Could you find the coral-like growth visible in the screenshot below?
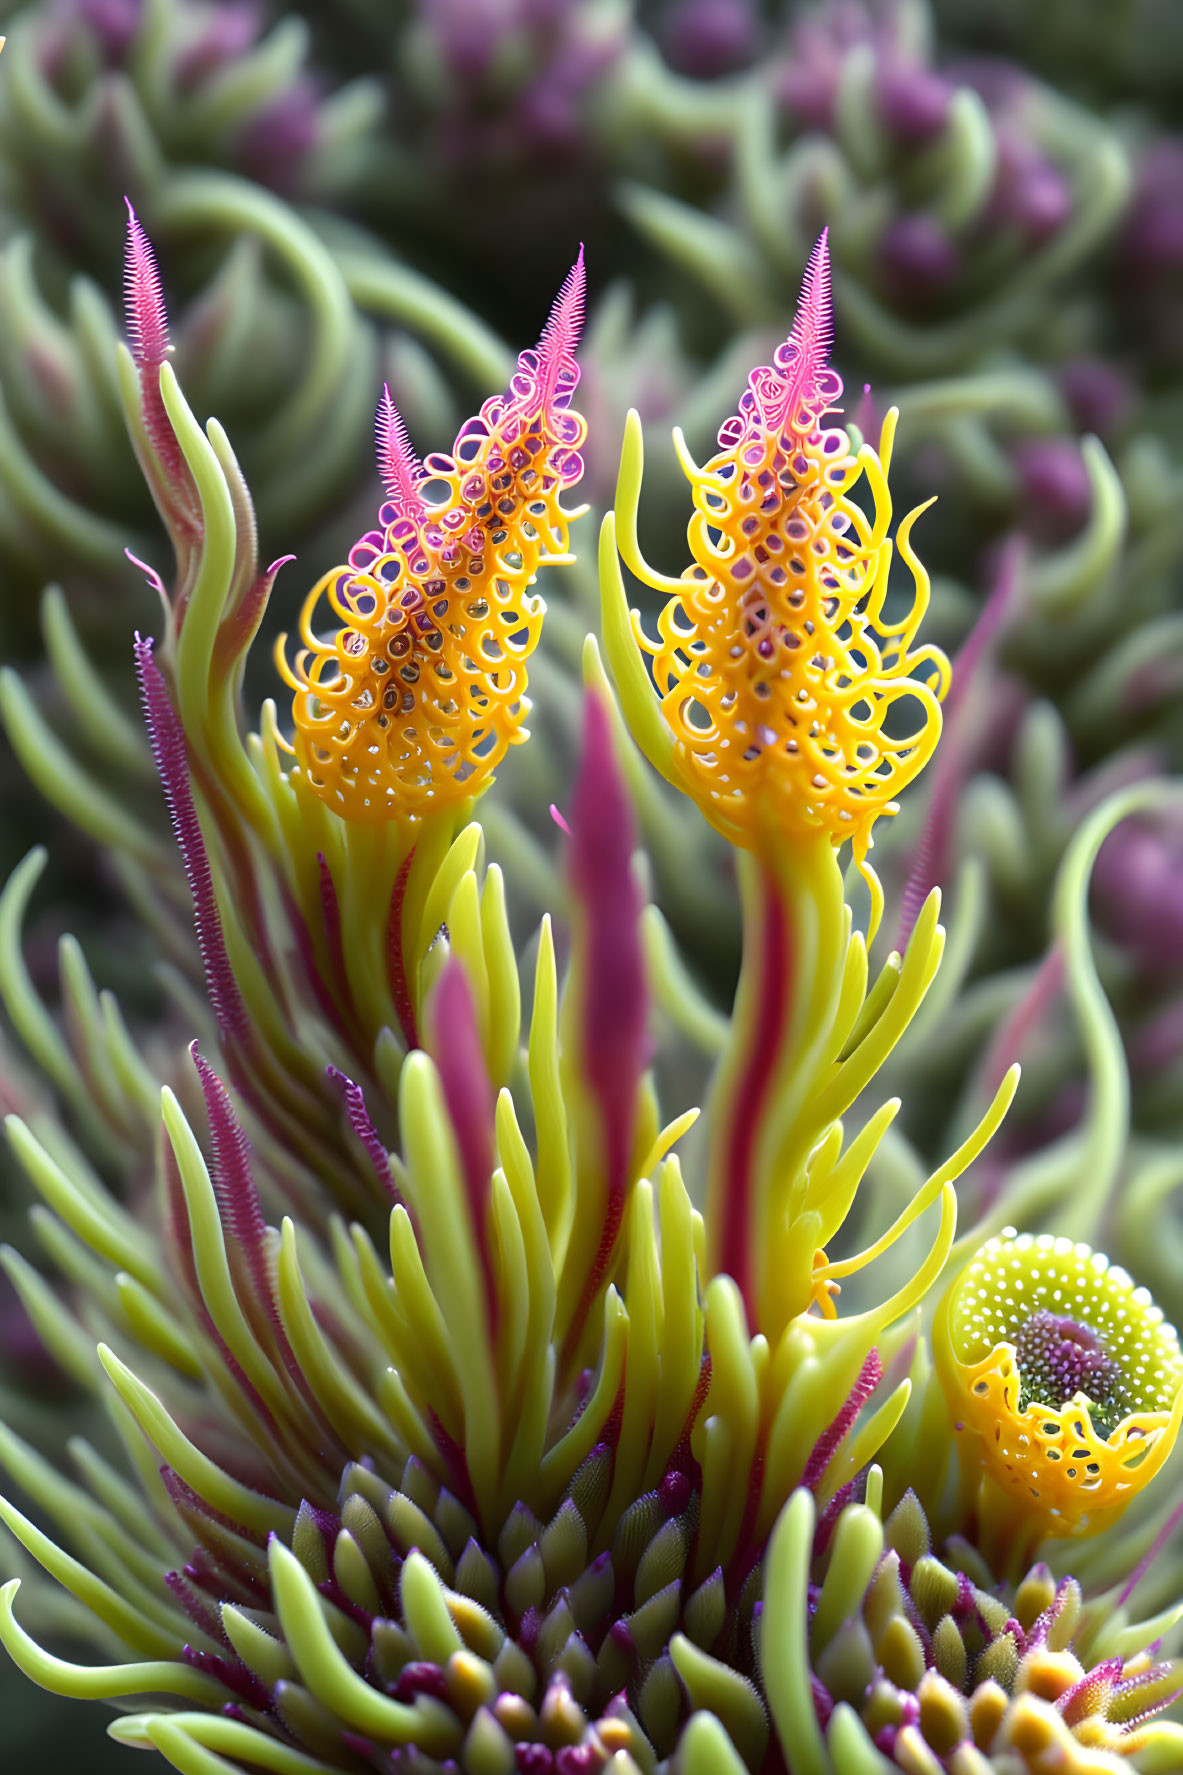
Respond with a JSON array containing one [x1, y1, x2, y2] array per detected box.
[[604, 234, 949, 917], [5, 190, 1183, 1775], [279, 256, 587, 822], [937, 1230, 1183, 1543]]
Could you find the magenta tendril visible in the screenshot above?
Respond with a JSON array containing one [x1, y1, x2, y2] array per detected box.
[[326, 1065, 401, 1207], [135, 634, 249, 1046]]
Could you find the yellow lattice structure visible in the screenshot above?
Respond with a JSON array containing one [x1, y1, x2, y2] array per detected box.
[[936, 1229, 1183, 1537], [628, 234, 949, 878], [279, 257, 587, 822]]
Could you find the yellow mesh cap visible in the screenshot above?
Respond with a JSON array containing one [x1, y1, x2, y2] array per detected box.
[[280, 257, 586, 822], [632, 233, 949, 876]]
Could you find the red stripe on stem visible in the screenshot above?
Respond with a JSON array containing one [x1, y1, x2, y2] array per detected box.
[[802, 1347, 882, 1490], [428, 959, 497, 1326], [716, 870, 792, 1316], [559, 693, 648, 1364], [386, 847, 420, 1050], [571, 695, 646, 1260]]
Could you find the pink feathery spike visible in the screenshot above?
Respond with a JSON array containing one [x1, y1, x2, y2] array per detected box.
[[776, 228, 833, 421], [123, 198, 170, 369], [376, 384, 426, 513], [122, 198, 197, 511], [795, 228, 833, 368], [535, 244, 586, 408]]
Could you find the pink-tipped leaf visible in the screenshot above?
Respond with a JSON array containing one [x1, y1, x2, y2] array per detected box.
[[123, 199, 170, 369], [123, 199, 200, 517]]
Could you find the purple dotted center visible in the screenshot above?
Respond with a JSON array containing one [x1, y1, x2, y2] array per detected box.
[[1013, 1309, 1126, 1437]]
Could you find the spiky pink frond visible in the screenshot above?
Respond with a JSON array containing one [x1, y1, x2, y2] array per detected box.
[[790, 227, 833, 392], [123, 198, 170, 369], [376, 385, 426, 513], [499, 247, 588, 425], [763, 227, 835, 431], [536, 245, 586, 405], [717, 229, 839, 450]]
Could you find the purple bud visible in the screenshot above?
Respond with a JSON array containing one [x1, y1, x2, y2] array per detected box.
[[556, 1748, 601, 1775], [237, 80, 320, 193], [1058, 358, 1131, 438], [421, 0, 513, 84], [1123, 141, 1183, 273], [1132, 1001, 1183, 1075], [1009, 157, 1073, 243], [123, 201, 170, 373], [778, 31, 842, 129], [1093, 817, 1183, 971], [516, 1747, 556, 1775], [81, 0, 141, 57], [38, 0, 141, 75], [879, 214, 959, 293], [876, 60, 951, 144], [1013, 438, 1091, 543], [662, 0, 760, 79], [517, 80, 583, 156], [392, 1660, 449, 1703], [659, 1468, 691, 1516], [779, 3, 887, 130], [173, 3, 259, 89]]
